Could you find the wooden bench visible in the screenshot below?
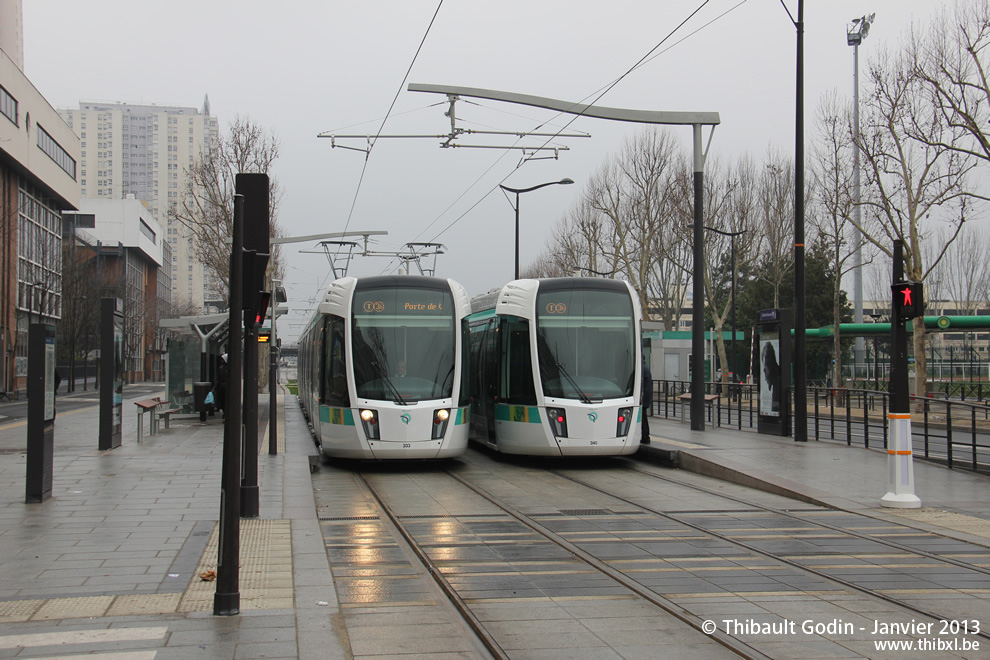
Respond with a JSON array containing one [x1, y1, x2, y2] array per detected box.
[[678, 393, 720, 402], [155, 402, 181, 430], [135, 398, 161, 441], [678, 392, 720, 422]]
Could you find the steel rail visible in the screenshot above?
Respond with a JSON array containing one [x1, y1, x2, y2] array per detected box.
[[551, 467, 990, 644], [442, 469, 772, 660], [356, 472, 506, 660]]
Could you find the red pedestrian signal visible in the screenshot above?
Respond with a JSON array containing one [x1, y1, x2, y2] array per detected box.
[[891, 281, 924, 321]]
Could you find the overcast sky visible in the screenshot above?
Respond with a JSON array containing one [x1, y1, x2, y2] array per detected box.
[[24, 0, 949, 341]]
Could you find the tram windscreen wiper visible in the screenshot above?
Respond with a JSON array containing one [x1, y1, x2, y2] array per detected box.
[[555, 360, 593, 404], [370, 355, 409, 405]]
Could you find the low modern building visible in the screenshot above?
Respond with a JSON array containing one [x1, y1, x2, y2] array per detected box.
[[0, 38, 80, 393], [65, 198, 172, 383]]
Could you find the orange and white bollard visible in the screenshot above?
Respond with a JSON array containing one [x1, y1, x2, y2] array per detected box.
[[881, 412, 921, 508]]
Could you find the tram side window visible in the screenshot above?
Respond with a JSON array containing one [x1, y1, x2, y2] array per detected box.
[[483, 320, 499, 405], [499, 316, 536, 405], [459, 319, 471, 406], [315, 320, 326, 402], [469, 322, 484, 403], [323, 315, 350, 406]]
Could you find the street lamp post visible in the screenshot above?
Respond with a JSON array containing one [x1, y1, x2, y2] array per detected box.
[[704, 227, 746, 385], [499, 178, 574, 279]]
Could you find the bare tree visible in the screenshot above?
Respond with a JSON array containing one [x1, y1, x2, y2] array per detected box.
[[581, 129, 685, 323], [931, 223, 990, 314], [854, 42, 979, 397], [170, 116, 285, 308], [57, 240, 99, 391], [911, 0, 990, 179], [813, 90, 878, 388], [753, 148, 796, 308]]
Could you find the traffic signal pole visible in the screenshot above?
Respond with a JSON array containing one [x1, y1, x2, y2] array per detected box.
[[236, 174, 270, 519], [214, 195, 244, 616], [882, 239, 921, 508]]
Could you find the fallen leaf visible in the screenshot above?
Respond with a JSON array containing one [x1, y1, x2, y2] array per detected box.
[[199, 570, 217, 581]]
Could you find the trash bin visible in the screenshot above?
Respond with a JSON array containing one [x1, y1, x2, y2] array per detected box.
[[193, 381, 212, 422]]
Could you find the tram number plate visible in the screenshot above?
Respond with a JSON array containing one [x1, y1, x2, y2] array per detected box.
[[403, 443, 411, 448]]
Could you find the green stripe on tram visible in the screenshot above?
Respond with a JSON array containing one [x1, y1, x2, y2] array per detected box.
[[494, 404, 542, 423], [320, 406, 355, 426], [455, 407, 469, 425]]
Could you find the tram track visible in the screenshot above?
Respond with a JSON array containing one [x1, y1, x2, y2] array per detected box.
[[354, 472, 507, 660], [624, 463, 990, 567], [321, 451, 990, 657], [548, 462, 990, 644], [354, 466, 770, 660]]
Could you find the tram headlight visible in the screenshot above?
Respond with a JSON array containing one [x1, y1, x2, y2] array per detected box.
[[546, 407, 568, 438], [616, 407, 633, 437], [359, 409, 380, 440], [432, 409, 450, 439]]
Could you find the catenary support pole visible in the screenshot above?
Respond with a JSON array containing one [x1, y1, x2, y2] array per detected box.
[[691, 124, 706, 431]]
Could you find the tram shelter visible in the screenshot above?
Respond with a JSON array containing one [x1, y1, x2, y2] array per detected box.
[[159, 314, 228, 414]]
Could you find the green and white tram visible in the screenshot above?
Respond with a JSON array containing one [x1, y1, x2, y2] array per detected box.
[[299, 275, 472, 459], [467, 278, 642, 456]]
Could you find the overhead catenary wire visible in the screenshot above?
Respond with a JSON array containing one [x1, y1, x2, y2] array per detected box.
[[419, 0, 741, 246], [337, 0, 445, 240], [293, 0, 446, 319], [314, 0, 750, 303]]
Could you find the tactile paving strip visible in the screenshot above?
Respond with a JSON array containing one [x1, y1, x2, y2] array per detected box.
[[883, 507, 990, 538], [32, 596, 114, 620], [178, 519, 293, 611], [0, 599, 44, 622], [106, 593, 182, 617]]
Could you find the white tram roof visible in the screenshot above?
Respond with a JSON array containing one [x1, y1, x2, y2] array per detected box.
[[470, 277, 637, 318], [315, 275, 470, 317]]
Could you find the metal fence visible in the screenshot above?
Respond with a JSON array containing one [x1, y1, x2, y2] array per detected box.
[[649, 380, 990, 473]]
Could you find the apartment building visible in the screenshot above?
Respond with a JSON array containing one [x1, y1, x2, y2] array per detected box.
[[60, 100, 218, 312]]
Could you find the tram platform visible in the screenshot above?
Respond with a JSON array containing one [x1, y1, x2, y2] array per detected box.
[[0, 392, 987, 657], [641, 416, 990, 542]]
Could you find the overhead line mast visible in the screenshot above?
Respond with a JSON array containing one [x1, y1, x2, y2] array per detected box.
[[318, 94, 590, 158]]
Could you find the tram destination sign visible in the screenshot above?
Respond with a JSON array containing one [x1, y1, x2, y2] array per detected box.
[[355, 289, 449, 315]]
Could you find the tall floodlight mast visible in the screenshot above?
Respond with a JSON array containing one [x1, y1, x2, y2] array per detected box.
[[847, 12, 875, 378]]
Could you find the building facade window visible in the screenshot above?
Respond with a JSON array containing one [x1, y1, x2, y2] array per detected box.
[[37, 125, 77, 179], [138, 218, 156, 243], [0, 84, 18, 126], [16, 183, 63, 322]]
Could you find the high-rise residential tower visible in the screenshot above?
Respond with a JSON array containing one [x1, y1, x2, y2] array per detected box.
[[60, 100, 219, 312]]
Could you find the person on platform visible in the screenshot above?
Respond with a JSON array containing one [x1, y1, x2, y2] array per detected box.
[[641, 359, 652, 444], [214, 355, 229, 418]]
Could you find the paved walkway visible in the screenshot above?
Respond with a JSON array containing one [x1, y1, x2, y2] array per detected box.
[[0, 389, 987, 657], [642, 416, 990, 543], [0, 386, 346, 659]]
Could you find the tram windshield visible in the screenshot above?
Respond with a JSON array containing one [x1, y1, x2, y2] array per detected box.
[[351, 286, 455, 403], [535, 287, 635, 401]]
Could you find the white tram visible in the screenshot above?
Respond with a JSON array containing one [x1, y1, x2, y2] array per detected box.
[[467, 278, 642, 456], [298, 275, 472, 459]]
